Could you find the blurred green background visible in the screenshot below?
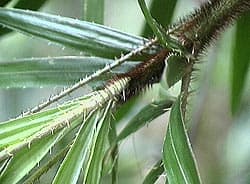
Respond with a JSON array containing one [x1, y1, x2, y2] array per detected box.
[[0, 0, 249, 183]]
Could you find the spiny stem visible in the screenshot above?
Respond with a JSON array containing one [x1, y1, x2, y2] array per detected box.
[[21, 39, 157, 116], [171, 0, 250, 56], [181, 71, 192, 119]]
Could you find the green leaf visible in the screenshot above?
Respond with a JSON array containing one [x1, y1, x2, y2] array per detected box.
[[165, 55, 189, 88], [163, 97, 201, 184], [231, 12, 250, 114], [141, 0, 177, 38], [0, 127, 67, 184], [117, 99, 173, 142], [0, 75, 128, 162], [52, 112, 98, 184], [0, 0, 48, 36], [0, 8, 157, 59], [0, 56, 140, 88], [138, 0, 183, 50], [23, 145, 70, 184], [82, 0, 104, 24], [143, 159, 165, 184], [138, 0, 169, 46], [0, 103, 76, 150], [84, 102, 112, 184], [107, 117, 118, 184]]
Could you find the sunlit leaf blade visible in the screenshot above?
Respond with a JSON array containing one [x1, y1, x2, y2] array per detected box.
[[163, 97, 201, 184], [0, 102, 77, 150], [142, 0, 177, 37], [141, 0, 177, 37], [143, 159, 165, 184], [52, 112, 98, 184], [84, 102, 112, 184], [117, 99, 173, 142], [0, 80, 125, 183], [0, 8, 158, 59], [23, 145, 70, 184], [0, 0, 48, 36], [0, 76, 128, 162], [0, 128, 66, 184], [82, 0, 104, 24], [0, 56, 140, 88], [231, 12, 250, 114]]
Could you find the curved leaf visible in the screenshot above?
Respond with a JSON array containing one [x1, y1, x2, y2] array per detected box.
[[0, 56, 140, 88], [0, 127, 67, 184], [52, 112, 98, 184], [23, 145, 70, 184], [0, 8, 159, 59], [117, 99, 173, 142], [0, 102, 77, 150], [231, 12, 250, 114], [143, 159, 165, 184], [84, 102, 112, 184], [163, 97, 201, 184]]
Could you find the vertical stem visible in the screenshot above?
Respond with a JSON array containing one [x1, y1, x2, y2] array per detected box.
[[180, 62, 193, 119]]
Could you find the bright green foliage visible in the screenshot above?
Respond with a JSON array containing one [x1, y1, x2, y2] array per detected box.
[[53, 103, 112, 184], [231, 12, 250, 114], [82, 0, 104, 24], [23, 145, 70, 184], [163, 97, 201, 184], [0, 128, 67, 184], [143, 159, 165, 184], [84, 103, 111, 184]]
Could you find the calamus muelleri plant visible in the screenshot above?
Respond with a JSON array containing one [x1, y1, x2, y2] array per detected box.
[[0, 0, 249, 183]]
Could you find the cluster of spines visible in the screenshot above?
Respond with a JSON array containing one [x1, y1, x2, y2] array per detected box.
[[111, 50, 169, 102], [169, 0, 250, 57]]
